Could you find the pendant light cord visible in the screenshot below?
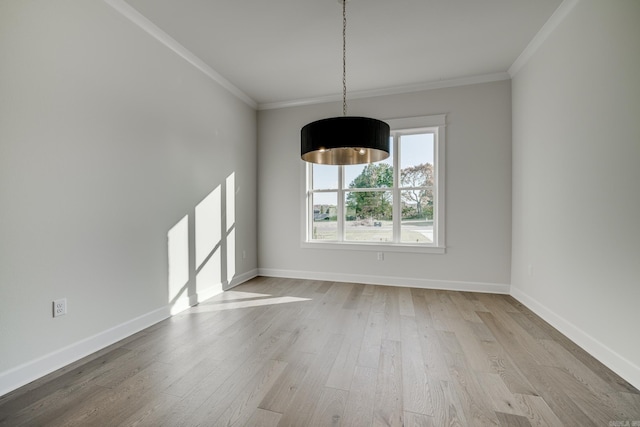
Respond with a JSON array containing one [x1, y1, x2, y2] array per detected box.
[[342, 0, 347, 116]]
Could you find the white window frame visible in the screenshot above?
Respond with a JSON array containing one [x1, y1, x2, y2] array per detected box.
[[301, 114, 446, 254]]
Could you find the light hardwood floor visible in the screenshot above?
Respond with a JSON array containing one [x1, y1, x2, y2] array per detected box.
[[1, 277, 639, 426]]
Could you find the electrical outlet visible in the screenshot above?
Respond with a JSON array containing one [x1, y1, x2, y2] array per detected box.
[[377, 252, 384, 261], [53, 298, 67, 317]]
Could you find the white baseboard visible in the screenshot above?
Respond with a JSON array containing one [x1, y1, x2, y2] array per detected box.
[[0, 269, 259, 398], [0, 306, 170, 398], [258, 268, 510, 294], [510, 286, 640, 391]]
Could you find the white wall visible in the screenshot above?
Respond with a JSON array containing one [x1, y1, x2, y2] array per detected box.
[[511, 0, 640, 388], [258, 80, 512, 291], [0, 0, 257, 394]]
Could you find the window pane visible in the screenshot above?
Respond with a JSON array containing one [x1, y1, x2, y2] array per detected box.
[[345, 139, 394, 188], [311, 192, 337, 240], [312, 164, 338, 189], [345, 191, 392, 242], [401, 190, 433, 243], [400, 134, 434, 187]]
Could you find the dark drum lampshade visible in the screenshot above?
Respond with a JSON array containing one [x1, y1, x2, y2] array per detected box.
[[301, 116, 390, 165]]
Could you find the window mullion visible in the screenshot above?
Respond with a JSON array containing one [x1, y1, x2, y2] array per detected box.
[[393, 133, 401, 243], [338, 165, 344, 241], [307, 164, 312, 241]]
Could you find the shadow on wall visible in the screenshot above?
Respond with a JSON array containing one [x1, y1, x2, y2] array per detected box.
[[167, 172, 236, 314]]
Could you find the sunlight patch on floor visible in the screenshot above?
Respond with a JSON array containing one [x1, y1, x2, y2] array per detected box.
[[191, 294, 311, 312]]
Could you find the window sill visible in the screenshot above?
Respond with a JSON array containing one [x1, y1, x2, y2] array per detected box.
[[301, 241, 446, 254]]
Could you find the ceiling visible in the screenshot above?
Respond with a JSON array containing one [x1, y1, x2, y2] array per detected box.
[[123, 0, 562, 108]]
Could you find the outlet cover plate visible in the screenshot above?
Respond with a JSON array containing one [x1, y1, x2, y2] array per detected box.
[[53, 298, 67, 317]]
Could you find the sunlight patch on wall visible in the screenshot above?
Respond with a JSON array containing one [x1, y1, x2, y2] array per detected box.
[[226, 173, 236, 283], [196, 247, 222, 296], [226, 228, 236, 283], [167, 215, 189, 310], [195, 185, 221, 269], [167, 172, 239, 314], [226, 173, 235, 232]]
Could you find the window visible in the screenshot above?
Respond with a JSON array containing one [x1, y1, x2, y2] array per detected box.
[[303, 115, 445, 253]]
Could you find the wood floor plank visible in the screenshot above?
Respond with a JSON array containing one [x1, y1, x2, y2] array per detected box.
[[277, 333, 344, 427], [410, 289, 435, 329], [448, 291, 485, 323], [362, 284, 376, 296], [0, 383, 107, 427], [411, 294, 450, 382], [308, 282, 354, 321], [476, 293, 521, 313], [162, 353, 228, 398], [343, 283, 365, 310], [325, 329, 363, 390], [398, 286, 415, 317], [44, 360, 172, 427], [340, 366, 377, 427], [436, 330, 500, 426], [2, 278, 638, 426], [448, 321, 495, 374], [400, 315, 433, 416], [211, 359, 288, 427], [432, 379, 468, 426], [495, 411, 533, 427], [477, 311, 598, 426], [381, 287, 402, 341], [404, 411, 435, 426], [315, 281, 334, 294], [477, 372, 526, 416], [547, 365, 625, 424], [537, 338, 618, 396], [258, 351, 315, 413], [0, 346, 130, 416], [506, 311, 553, 340], [514, 302, 640, 395], [243, 408, 282, 427], [512, 393, 563, 427], [308, 387, 348, 427], [617, 392, 640, 420], [478, 302, 559, 369], [181, 331, 291, 425], [115, 392, 181, 427], [372, 339, 403, 427], [357, 309, 385, 369], [479, 339, 538, 396], [467, 320, 496, 343], [423, 290, 455, 331], [170, 327, 293, 420]]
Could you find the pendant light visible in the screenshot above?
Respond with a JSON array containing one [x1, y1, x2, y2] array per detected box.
[[301, 0, 390, 165]]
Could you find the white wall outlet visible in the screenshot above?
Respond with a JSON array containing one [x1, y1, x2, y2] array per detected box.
[[53, 298, 67, 317], [377, 252, 384, 261], [242, 250, 246, 260]]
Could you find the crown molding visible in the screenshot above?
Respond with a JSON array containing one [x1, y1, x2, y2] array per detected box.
[[103, 0, 570, 111], [258, 72, 511, 111], [508, 0, 579, 77], [103, 0, 257, 109]]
